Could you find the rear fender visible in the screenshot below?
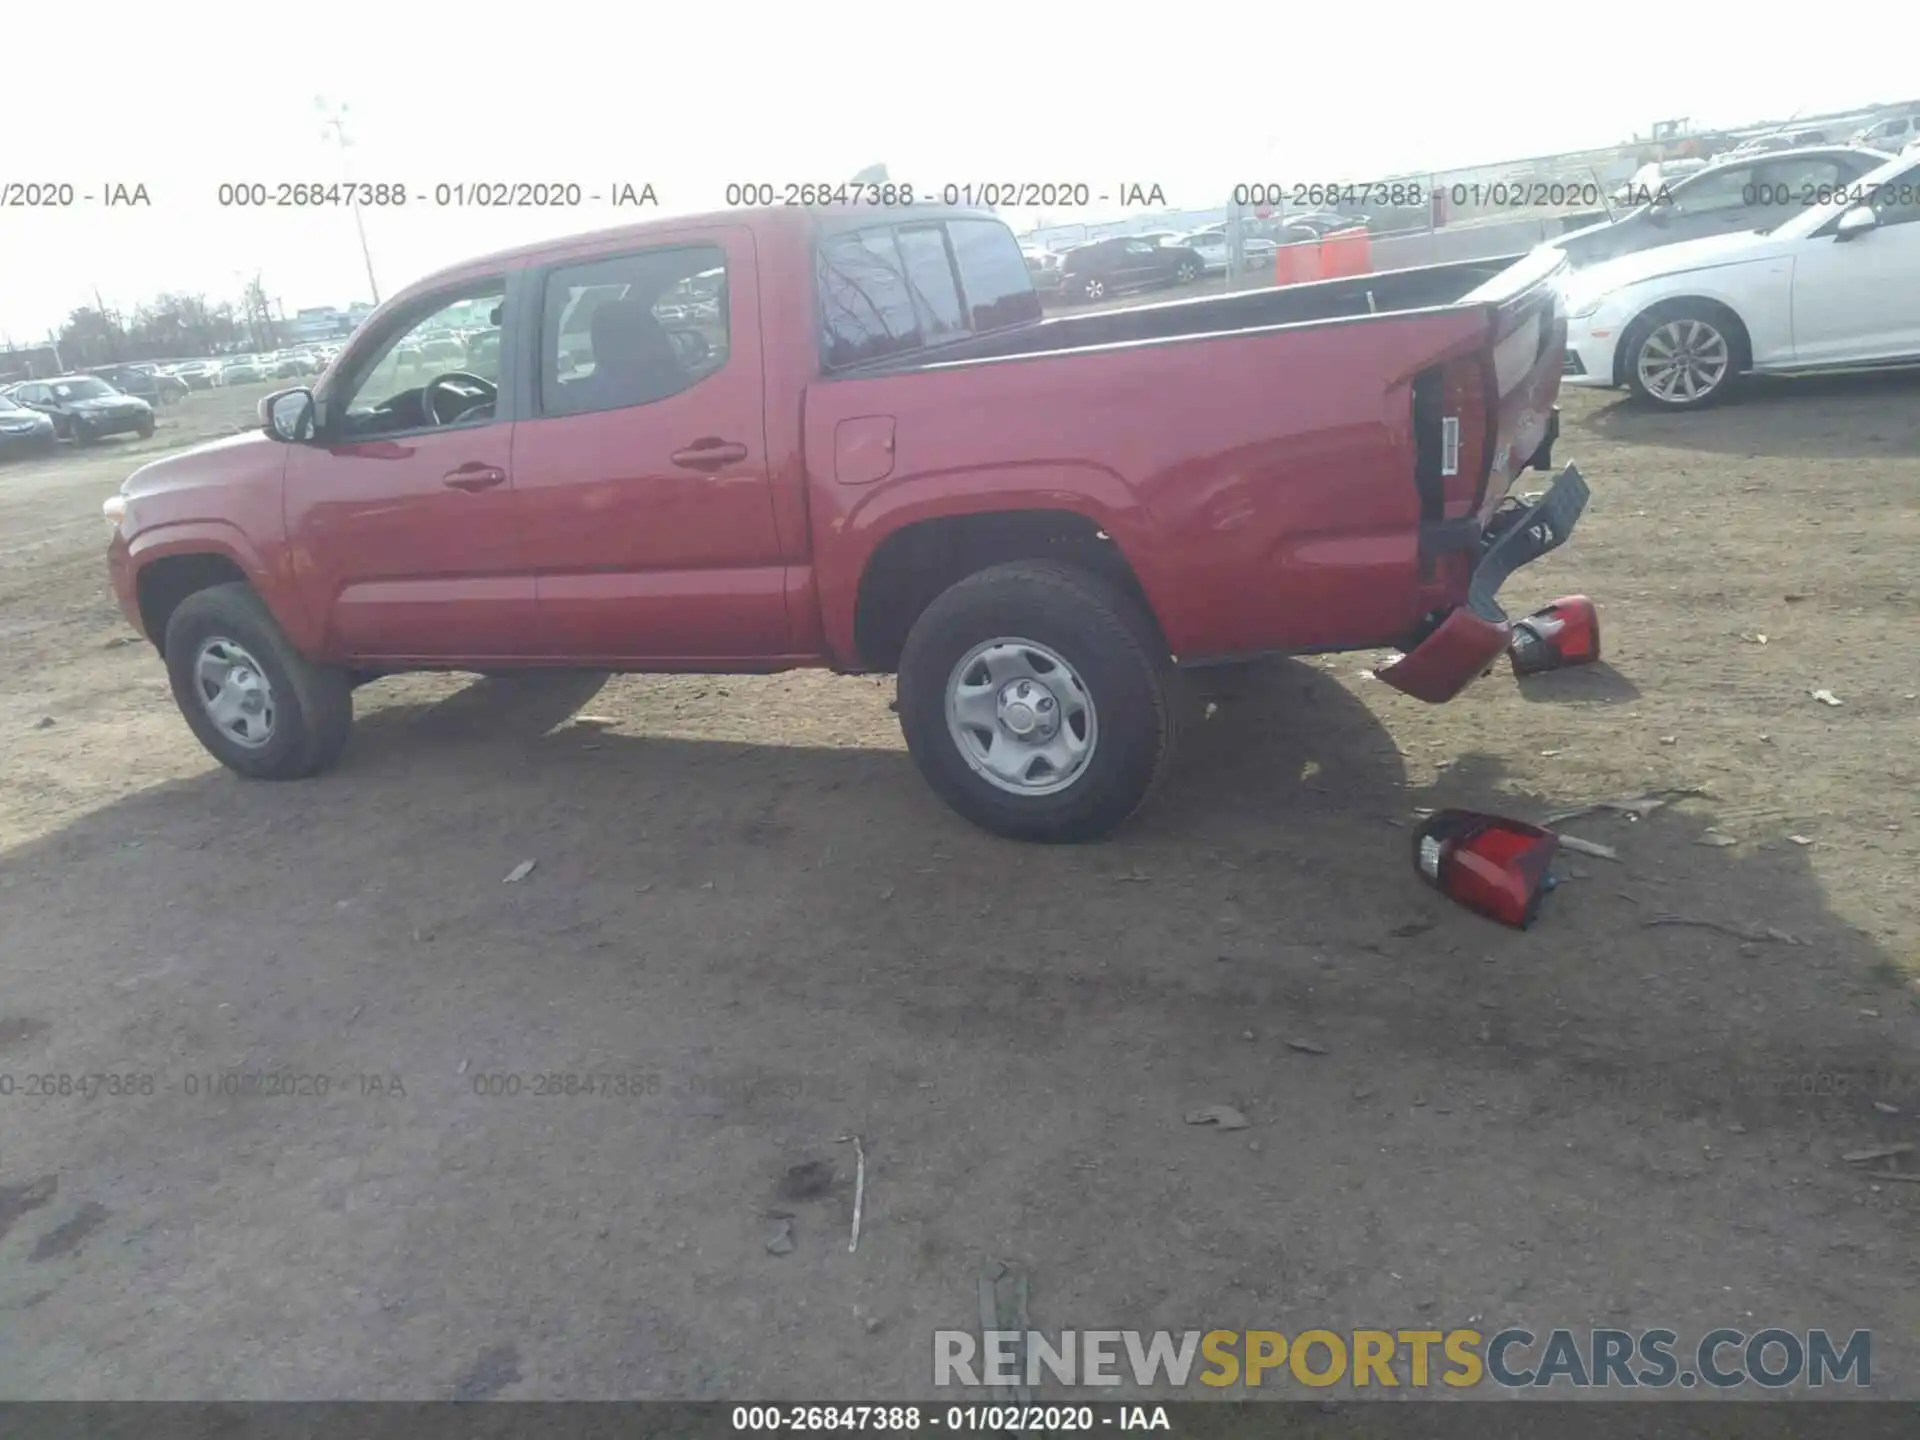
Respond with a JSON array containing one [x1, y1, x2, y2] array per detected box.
[[823, 463, 1161, 667]]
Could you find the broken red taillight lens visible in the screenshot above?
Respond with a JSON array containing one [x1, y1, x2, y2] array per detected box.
[[1509, 595, 1601, 677], [1413, 809, 1560, 929]]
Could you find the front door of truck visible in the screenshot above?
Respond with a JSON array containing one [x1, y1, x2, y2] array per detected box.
[[284, 275, 541, 663], [510, 224, 786, 662]]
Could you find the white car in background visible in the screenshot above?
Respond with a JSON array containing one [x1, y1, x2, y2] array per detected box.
[[1853, 112, 1920, 151], [1560, 151, 1920, 409], [1175, 229, 1279, 274]]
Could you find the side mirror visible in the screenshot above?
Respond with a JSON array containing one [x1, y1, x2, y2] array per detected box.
[[1645, 201, 1673, 226], [1834, 205, 1877, 241], [261, 387, 315, 443]]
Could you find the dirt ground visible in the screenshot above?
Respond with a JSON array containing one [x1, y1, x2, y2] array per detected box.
[[1, 374, 1917, 1401]]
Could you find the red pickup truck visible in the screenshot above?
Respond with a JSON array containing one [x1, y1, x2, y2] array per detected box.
[[106, 204, 1583, 842]]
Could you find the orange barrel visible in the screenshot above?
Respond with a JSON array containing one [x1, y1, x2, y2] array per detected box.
[[1273, 236, 1324, 286], [1319, 227, 1372, 279]]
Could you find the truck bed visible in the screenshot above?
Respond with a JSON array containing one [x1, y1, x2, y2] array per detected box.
[[837, 252, 1540, 375], [803, 241, 1568, 672]]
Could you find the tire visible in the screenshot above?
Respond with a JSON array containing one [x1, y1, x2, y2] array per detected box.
[[896, 561, 1176, 843], [69, 419, 92, 446], [1174, 259, 1199, 284], [1080, 276, 1105, 302], [1622, 303, 1745, 410], [136, 416, 155, 439], [163, 581, 353, 780]]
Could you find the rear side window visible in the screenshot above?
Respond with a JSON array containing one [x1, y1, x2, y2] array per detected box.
[[894, 227, 967, 342], [1675, 166, 1755, 213], [947, 219, 1042, 330], [818, 224, 964, 367], [1758, 156, 1845, 199]]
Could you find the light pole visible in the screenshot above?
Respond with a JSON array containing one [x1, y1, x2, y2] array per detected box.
[[317, 97, 381, 306]]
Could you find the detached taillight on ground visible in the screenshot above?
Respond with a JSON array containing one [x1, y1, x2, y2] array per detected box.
[[1509, 596, 1601, 677], [1413, 810, 1560, 929]]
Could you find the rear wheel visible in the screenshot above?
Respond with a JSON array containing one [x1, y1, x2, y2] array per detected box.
[[163, 582, 353, 779], [1174, 258, 1199, 284], [1080, 276, 1106, 302], [897, 561, 1176, 843], [1624, 304, 1745, 410]]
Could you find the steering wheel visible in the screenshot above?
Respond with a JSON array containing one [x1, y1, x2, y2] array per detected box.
[[421, 372, 498, 426], [668, 328, 711, 368]]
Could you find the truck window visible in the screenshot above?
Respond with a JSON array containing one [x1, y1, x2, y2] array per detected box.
[[816, 224, 966, 367], [540, 244, 730, 417], [946, 219, 1042, 331], [341, 282, 507, 437]]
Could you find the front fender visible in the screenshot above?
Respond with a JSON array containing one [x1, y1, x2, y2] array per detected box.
[[123, 521, 316, 652]]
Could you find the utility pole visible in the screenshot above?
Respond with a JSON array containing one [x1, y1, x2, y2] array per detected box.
[[318, 97, 381, 305], [92, 286, 118, 359]]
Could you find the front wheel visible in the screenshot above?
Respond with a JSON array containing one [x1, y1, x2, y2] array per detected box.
[[1624, 307, 1743, 409], [897, 561, 1176, 843], [1080, 276, 1106, 302], [164, 582, 353, 780]]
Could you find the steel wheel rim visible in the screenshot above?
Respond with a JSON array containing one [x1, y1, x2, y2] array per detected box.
[[193, 636, 277, 749], [1178, 262, 1196, 282], [1638, 318, 1729, 403], [945, 637, 1098, 797], [1085, 279, 1104, 299]]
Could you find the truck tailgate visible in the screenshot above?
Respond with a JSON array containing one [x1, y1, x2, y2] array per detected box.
[[1459, 245, 1568, 527], [1377, 247, 1584, 705]]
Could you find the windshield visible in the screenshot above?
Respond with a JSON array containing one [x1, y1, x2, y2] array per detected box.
[[52, 378, 115, 400], [0, 394, 22, 412]]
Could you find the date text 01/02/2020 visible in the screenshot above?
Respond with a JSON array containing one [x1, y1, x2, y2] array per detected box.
[[211, 181, 660, 208], [728, 1404, 1170, 1431], [721, 182, 1168, 209], [1231, 180, 1608, 210]]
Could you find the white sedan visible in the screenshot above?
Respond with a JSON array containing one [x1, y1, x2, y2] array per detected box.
[[1175, 230, 1279, 274], [1560, 151, 1920, 409]]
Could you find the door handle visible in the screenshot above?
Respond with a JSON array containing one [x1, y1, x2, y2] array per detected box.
[[442, 463, 507, 492], [670, 439, 750, 472]]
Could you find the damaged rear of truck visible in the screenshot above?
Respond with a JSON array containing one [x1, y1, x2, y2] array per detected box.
[[797, 223, 1584, 837]]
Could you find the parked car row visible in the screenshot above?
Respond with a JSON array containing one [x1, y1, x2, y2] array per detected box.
[[1557, 148, 1920, 410], [0, 390, 59, 458], [1, 375, 154, 445], [1024, 228, 1289, 304]]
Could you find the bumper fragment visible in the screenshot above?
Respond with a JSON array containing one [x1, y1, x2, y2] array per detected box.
[[1377, 463, 1590, 703]]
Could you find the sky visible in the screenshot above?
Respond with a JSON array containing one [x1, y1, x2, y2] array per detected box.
[[0, 3, 1902, 341]]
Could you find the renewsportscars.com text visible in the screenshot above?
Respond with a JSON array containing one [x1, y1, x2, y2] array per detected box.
[[934, 1327, 1871, 1391]]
